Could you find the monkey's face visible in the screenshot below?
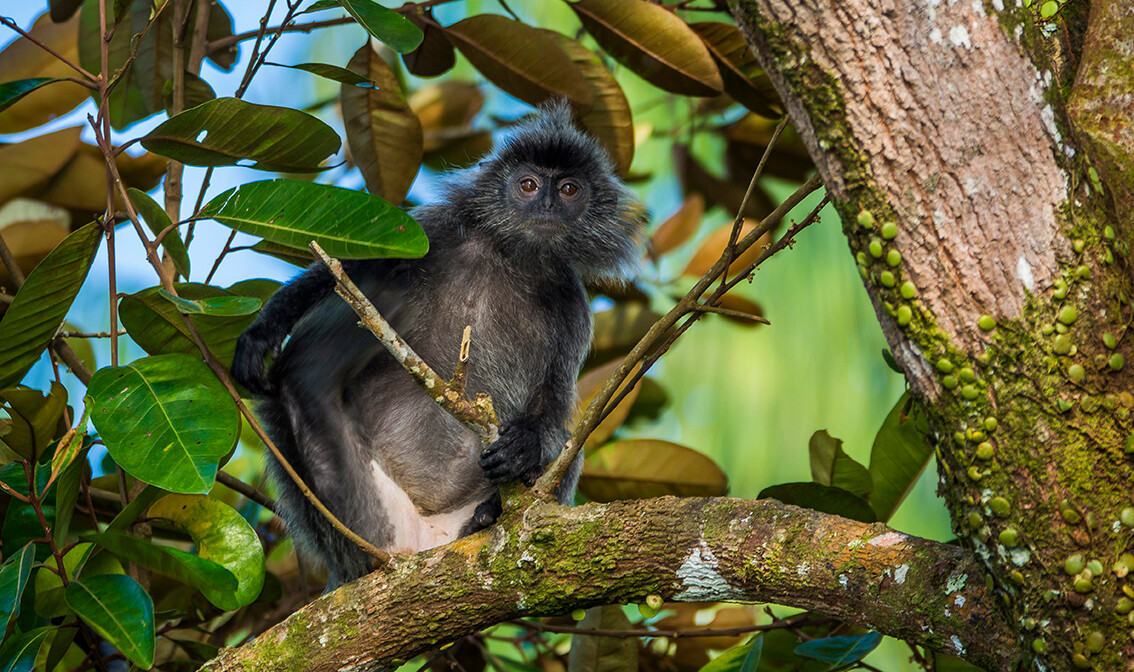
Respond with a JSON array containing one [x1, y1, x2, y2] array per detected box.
[[506, 166, 590, 234]]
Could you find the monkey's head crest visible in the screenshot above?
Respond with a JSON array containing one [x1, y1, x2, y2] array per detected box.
[[456, 100, 647, 282]]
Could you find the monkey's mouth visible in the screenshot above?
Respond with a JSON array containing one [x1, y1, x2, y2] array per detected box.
[[523, 218, 568, 233]]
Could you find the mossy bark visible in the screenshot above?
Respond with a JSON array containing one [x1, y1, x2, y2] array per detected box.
[[730, 0, 1134, 668], [199, 497, 1011, 672]]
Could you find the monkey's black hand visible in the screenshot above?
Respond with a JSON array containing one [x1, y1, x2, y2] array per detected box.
[[231, 325, 279, 396], [480, 420, 544, 486]]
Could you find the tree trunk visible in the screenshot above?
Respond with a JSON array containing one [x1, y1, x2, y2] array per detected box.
[[730, 0, 1134, 668]]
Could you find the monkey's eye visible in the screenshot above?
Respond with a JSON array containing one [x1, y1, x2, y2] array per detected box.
[[559, 182, 579, 198], [519, 177, 539, 193]]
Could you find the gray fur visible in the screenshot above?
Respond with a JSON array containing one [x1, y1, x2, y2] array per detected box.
[[232, 102, 646, 588]]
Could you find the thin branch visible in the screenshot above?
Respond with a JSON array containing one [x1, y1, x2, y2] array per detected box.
[[0, 15, 98, 81], [0, 233, 27, 288], [207, 17, 354, 54], [216, 471, 276, 512], [689, 304, 770, 323], [204, 229, 238, 284], [310, 242, 500, 443]]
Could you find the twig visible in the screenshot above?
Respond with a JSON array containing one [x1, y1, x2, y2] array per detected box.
[[689, 304, 770, 323], [0, 233, 27, 287], [0, 292, 13, 304], [59, 330, 125, 338], [52, 338, 94, 384], [216, 471, 277, 512], [207, 17, 354, 54], [310, 242, 500, 444], [204, 229, 238, 284], [0, 16, 98, 82], [721, 115, 789, 290], [510, 614, 833, 639]]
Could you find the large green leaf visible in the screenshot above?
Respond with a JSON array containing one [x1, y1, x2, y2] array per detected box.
[[0, 222, 101, 389], [199, 179, 428, 259], [118, 281, 280, 369], [0, 382, 68, 461], [148, 494, 265, 610], [64, 575, 154, 669], [84, 530, 239, 607], [0, 545, 35, 635], [808, 430, 872, 498], [0, 626, 51, 672], [338, 0, 423, 53], [758, 482, 877, 523], [867, 393, 932, 522], [139, 97, 341, 172], [128, 187, 190, 278], [86, 353, 239, 494]]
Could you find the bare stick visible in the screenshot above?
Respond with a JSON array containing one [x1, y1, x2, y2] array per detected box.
[[0, 16, 98, 82], [216, 471, 276, 512], [310, 243, 500, 444], [689, 304, 771, 323], [0, 234, 26, 287]]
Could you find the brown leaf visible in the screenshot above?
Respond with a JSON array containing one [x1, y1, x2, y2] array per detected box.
[[711, 293, 766, 327], [342, 45, 423, 205], [650, 193, 704, 257], [409, 81, 484, 142], [673, 144, 775, 220], [690, 22, 783, 118], [0, 202, 71, 289], [580, 439, 728, 501], [589, 301, 661, 366], [421, 129, 493, 170], [574, 359, 642, 449], [443, 16, 593, 109], [571, 0, 723, 97], [681, 219, 771, 278], [725, 113, 814, 183], [0, 12, 87, 133], [402, 9, 456, 78], [0, 126, 82, 203], [545, 32, 635, 176]]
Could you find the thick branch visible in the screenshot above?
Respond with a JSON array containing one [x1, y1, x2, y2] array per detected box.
[[201, 498, 1015, 671]]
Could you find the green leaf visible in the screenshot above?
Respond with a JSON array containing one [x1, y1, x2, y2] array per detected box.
[[809, 430, 872, 498], [867, 392, 932, 522], [338, 0, 423, 53], [269, 61, 377, 87], [86, 353, 239, 494], [0, 78, 65, 114], [0, 382, 68, 461], [0, 222, 102, 389], [567, 606, 638, 672], [139, 97, 342, 172], [128, 188, 190, 278], [157, 289, 261, 316], [758, 483, 877, 523], [65, 575, 154, 669], [51, 445, 86, 546], [0, 626, 51, 672], [118, 281, 280, 369], [698, 634, 763, 672], [32, 542, 124, 619], [84, 531, 239, 605], [0, 545, 36, 635], [794, 632, 883, 665], [148, 494, 265, 610], [199, 179, 428, 259]]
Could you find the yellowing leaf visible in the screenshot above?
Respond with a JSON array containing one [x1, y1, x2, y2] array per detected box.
[[681, 219, 770, 278], [650, 193, 704, 257], [580, 439, 728, 501], [0, 12, 87, 133]]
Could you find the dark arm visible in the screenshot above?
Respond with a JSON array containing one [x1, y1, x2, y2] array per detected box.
[[231, 263, 338, 395]]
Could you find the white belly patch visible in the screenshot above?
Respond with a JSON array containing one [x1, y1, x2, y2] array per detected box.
[[368, 459, 481, 554]]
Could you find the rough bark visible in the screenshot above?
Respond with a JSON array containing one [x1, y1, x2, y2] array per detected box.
[[730, 0, 1134, 669], [201, 497, 1012, 671]]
